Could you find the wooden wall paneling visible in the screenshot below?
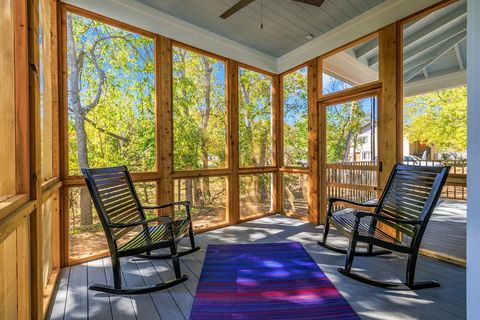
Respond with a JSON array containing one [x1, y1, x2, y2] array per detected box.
[[17, 218, 32, 319], [227, 59, 240, 225], [1, 0, 17, 197], [0, 231, 18, 319], [28, 0, 44, 318], [42, 197, 53, 289], [0, 215, 32, 320], [157, 35, 174, 216], [14, 0, 30, 196], [307, 59, 321, 224]]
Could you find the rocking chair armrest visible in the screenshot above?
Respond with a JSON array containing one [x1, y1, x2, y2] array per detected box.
[[108, 216, 173, 228], [143, 200, 192, 220], [142, 201, 191, 210], [351, 211, 422, 225], [328, 197, 377, 208]]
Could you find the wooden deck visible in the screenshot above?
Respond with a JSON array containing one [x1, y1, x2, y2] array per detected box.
[[47, 215, 466, 320], [422, 199, 466, 260]]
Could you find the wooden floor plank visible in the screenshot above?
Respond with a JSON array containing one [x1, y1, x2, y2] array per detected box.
[[102, 257, 136, 320], [120, 258, 161, 320], [87, 259, 113, 320], [133, 258, 185, 320], [149, 258, 193, 319], [46, 267, 70, 320], [64, 263, 88, 320]]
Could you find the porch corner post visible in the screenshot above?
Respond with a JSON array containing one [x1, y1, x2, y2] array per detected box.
[[467, 0, 480, 318]]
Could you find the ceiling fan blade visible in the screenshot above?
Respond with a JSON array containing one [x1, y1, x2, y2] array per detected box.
[[292, 0, 325, 7], [220, 0, 255, 19]]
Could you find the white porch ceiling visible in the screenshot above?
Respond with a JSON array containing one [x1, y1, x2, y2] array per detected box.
[[135, 0, 385, 57]]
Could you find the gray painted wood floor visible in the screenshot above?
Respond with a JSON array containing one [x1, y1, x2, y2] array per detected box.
[[46, 215, 466, 320], [422, 199, 466, 260]]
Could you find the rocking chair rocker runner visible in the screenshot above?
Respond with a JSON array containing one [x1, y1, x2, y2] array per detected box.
[[319, 164, 450, 290], [82, 166, 200, 294]]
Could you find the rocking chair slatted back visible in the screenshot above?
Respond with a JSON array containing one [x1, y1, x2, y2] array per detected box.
[[376, 164, 450, 238], [82, 166, 146, 242]]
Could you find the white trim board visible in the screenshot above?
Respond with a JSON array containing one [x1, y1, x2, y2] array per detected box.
[[404, 70, 466, 97], [62, 0, 446, 74]]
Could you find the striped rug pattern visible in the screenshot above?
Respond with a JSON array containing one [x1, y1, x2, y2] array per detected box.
[[190, 242, 359, 320]]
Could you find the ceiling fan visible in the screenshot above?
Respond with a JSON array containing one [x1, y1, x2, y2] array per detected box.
[[220, 0, 325, 19]]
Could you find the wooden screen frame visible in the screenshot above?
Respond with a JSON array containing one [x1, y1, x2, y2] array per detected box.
[[278, 63, 311, 221], [319, 89, 382, 222], [58, 4, 282, 265]]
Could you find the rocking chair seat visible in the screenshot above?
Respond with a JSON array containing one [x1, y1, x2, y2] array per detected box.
[[117, 218, 191, 256], [331, 214, 408, 250]]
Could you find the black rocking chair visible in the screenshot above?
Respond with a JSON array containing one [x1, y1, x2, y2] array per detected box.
[[82, 165, 200, 294], [319, 163, 450, 290]]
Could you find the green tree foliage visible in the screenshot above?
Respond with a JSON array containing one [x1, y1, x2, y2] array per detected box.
[[283, 67, 308, 167], [67, 13, 155, 175], [404, 86, 467, 153], [239, 68, 273, 167], [326, 100, 370, 164], [172, 47, 226, 171]]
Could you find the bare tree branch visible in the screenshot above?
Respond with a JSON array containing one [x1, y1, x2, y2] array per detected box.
[[68, 107, 130, 142]]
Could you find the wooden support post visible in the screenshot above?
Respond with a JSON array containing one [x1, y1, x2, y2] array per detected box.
[[378, 23, 400, 237], [272, 74, 282, 214], [27, 0, 44, 318], [157, 35, 174, 216], [307, 58, 321, 224], [378, 23, 399, 190], [227, 60, 240, 225]]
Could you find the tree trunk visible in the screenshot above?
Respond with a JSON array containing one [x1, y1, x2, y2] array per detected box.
[[200, 57, 213, 205], [68, 15, 93, 226]]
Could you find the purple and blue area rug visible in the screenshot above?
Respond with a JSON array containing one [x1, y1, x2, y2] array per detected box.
[[190, 242, 359, 320]]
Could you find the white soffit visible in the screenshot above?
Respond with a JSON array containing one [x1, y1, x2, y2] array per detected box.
[[404, 70, 466, 97], [277, 0, 444, 73], [323, 52, 378, 85], [63, 0, 444, 74]]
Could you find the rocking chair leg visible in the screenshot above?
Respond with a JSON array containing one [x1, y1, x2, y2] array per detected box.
[[112, 257, 122, 289], [367, 243, 373, 253], [170, 241, 182, 279], [322, 219, 330, 244], [404, 251, 439, 289], [188, 222, 196, 249], [344, 237, 357, 273]]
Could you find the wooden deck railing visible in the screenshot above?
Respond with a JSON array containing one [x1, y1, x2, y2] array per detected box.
[[326, 160, 467, 206], [326, 162, 378, 211], [404, 160, 467, 200]]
